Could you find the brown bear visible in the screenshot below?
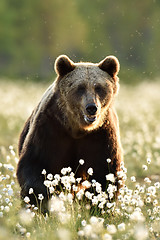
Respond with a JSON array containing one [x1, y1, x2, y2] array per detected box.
[[17, 55, 123, 206]]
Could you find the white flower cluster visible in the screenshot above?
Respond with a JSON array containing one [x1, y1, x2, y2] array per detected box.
[[0, 144, 160, 240]]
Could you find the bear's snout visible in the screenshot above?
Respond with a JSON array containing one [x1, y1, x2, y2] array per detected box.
[[86, 103, 97, 116]]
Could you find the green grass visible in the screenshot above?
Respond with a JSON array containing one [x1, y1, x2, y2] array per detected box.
[[0, 79, 160, 239]]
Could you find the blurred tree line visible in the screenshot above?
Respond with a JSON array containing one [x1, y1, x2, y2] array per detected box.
[[0, 0, 160, 82]]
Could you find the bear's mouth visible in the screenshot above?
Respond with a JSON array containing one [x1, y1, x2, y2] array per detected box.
[[84, 115, 97, 124]]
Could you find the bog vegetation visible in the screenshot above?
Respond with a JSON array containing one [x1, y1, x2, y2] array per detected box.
[[0, 79, 160, 240]]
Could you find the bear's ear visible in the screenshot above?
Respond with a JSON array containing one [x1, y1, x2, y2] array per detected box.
[[98, 56, 120, 80], [54, 55, 75, 77]]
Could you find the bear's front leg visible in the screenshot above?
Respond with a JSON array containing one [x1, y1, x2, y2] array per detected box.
[[17, 156, 48, 208]]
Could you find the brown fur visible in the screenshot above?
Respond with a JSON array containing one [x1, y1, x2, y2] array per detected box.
[[17, 55, 123, 206]]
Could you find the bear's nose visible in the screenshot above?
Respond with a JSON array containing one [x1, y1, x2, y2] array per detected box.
[[86, 103, 97, 115]]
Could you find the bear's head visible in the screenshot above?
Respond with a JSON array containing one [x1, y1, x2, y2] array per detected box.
[[54, 55, 120, 135]]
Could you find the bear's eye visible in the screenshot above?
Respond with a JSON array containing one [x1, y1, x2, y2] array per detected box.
[[77, 85, 86, 96], [95, 85, 104, 95]]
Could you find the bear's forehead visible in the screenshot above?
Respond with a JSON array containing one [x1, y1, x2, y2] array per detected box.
[[66, 64, 110, 84]]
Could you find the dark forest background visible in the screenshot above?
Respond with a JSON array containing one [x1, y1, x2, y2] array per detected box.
[[0, 0, 160, 82]]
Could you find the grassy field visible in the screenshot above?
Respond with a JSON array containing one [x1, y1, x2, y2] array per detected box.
[[0, 79, 160, 240]]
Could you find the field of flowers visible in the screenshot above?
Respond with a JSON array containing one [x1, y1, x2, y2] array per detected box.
[[0, 79, 160, 240]]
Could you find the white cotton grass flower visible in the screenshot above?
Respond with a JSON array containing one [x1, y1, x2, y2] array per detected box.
[[76, 189, 85, 200], [60, 175, 74, 190], [147, 157, 151, 164], [47, 173, 53, 180], [106, 173, 115, 183], [146, 197, 151, 203], [41, 169, 46, 175], [34, 207, 38, 211], [153, 199, 158, 206], [106, 158, 111, 163], [14, 157, 19, 164], [8, 188, 13, 196], [54, 174, 61, 181], [3, 163, 14, 171], [72, 185, 78, 192], [87, 168, 93, 176], [117, 223, 125, 231], [92, 179, 96, 184], [59, 192, 66, 201], [147, 186, 156, 196], [5, 198, 10, 204], [58, 212, 71, 224], [92, 196, 99, 205], [130, 210, 145, 222], [84, 204, 91, 211], [106, 224, 117, 234], [38, 194, 44, 201], [61, 167, 72, 175], [44, 180, 52, 188], [52, 179, 59, 186], [95, 182, 102, 193], [29, 188, 33, 194], [142, 164, 148, 171], [65, 184, 71, 191], [134, 224, 148, 240], [102, 233, 112, 240], [154, 182, 160, 188], [131, 176, 136, 182], [49, 196, 65, 213], [118, 179, 123, 186], [79, 159, 84, 165], [82, 180, 91, 189], [83, 224, 92, 237], [122, 166, 127, 173], [144, 177, 151, 183], [69, 174, 75, 184], [57, 228, 71, 240], [107, 184, 117, 199], [19, 227, 27, 235], [98, 202, 105, 209], [85, 191, 93, 200], [10, 150, 16, 156], [9, 145, 13, 150], [106, 202, 115, 209], [147, 209, 152, 216], [19, 209, 34, 225], [137, 200, 144, 208], [24, 196, 30, 203], [49, 187, 54, 194], [61, 168, 67, 175], [67, 167, 72, 173], [26, 232, 31, 238], [1, 206, 4, 211], [149, 226, 153, 233], [89, 217, 104, 234], [120, 161, 124, 168], [9, 146, 15, 156], [117, 170, 124, 178], [67, 193, 73, 204], [78, 230, 84, 237], [89, 216, 98, 225], [4, 206, 10, 212], [81, 220, 87, 227]]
